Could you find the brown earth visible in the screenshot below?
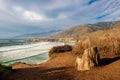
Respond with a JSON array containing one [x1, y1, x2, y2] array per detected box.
[[0, 52, 120, 80]]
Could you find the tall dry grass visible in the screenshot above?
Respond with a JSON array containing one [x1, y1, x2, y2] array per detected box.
[[73, 22, 120, 57]]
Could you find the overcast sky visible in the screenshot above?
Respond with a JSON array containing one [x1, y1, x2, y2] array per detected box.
[[0, 0, 120, 38]]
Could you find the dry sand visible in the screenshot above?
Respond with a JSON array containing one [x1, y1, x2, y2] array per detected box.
[[0, 52, 120, 80]]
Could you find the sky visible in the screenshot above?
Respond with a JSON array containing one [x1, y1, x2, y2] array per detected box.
[[0, 0, 120, 38]]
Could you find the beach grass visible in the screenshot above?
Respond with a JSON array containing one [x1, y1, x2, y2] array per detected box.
[[0, 64, 12, 72]]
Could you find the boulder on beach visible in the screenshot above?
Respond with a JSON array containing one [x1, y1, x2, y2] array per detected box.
[[75, 46, 100, 71]]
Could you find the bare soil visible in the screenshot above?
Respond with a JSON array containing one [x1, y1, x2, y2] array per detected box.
[[0, 52, 120, 80]]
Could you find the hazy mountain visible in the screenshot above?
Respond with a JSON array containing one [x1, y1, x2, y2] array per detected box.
[[12, 21, 120, 39], [12, 30, 60, 39], [87, 21, 116, 28], [82, 21, 120, 39], [51, 21, 119, 38]]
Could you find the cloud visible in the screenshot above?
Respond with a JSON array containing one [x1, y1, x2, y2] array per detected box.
[[101, 9, 120, 21], [13, 6, 68, 21], [24, 11, 45, 21], [0, 0, 120, 38], [94, 0, 120, 21], [44, 0, 72, 11], [13, 6, 53, 21], [96, 14, 110, 20], [0, 0, 5, 10]]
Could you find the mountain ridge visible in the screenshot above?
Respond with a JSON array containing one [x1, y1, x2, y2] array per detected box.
[[51, 21, 119, 38]]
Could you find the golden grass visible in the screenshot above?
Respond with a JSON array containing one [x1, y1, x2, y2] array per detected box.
[[73, 22, 120, 57]]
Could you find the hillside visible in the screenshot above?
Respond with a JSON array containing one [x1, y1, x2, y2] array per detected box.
[[73, 21, 120, 57], [83, 21, 120, 38], [51, 21, 118, 38]]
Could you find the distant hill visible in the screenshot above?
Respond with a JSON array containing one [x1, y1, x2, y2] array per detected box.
[[87, 21, 116, 28], [12, 21, 120, 39], [51, 21, 118, 39], [82, 21, 120, 39], [13, 30, 60, 39]]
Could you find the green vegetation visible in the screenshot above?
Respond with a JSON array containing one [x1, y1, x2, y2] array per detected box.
[[49, 54, 58, 60], [0, 64, 12, 72]]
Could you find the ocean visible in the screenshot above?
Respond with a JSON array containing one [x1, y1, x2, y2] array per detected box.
[[0, 39, 64, 65]]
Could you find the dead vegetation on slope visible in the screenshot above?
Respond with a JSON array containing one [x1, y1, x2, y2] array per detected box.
[[73, 22, 120, 57]]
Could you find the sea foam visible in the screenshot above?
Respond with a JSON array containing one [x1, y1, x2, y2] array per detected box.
[[0, 42, 64, 64]]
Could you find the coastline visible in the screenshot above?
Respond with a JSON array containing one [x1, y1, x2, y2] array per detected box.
[[0, 41, 73, 65], [2, 52, 49, 65], [0, 42, 63, 64]]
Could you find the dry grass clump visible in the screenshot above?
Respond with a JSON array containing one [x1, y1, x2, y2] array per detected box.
[[73, 34, 120, 57], [73, 22, 120, 57]]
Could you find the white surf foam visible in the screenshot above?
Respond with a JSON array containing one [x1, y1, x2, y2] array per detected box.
[[0, 42, 64, 63]]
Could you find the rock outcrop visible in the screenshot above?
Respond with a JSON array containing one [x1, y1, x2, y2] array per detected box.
[[75, 47, 100, 71], [49, 45, 72, 57]]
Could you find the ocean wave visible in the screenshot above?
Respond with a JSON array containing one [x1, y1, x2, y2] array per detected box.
[[0, 42, 64, 63], [2, 51, 48, 63], [0, 42, 50, 52]]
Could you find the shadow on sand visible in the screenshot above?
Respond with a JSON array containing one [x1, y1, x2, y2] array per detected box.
[[100, 56, 120, 66], [1, 56, 120, 80], [0, 67, 73, 80]]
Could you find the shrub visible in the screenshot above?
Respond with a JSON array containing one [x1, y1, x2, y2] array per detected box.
[[0, 64, 12, 72], [49, 45, 72, 57], [49, 54, 58, 60]]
